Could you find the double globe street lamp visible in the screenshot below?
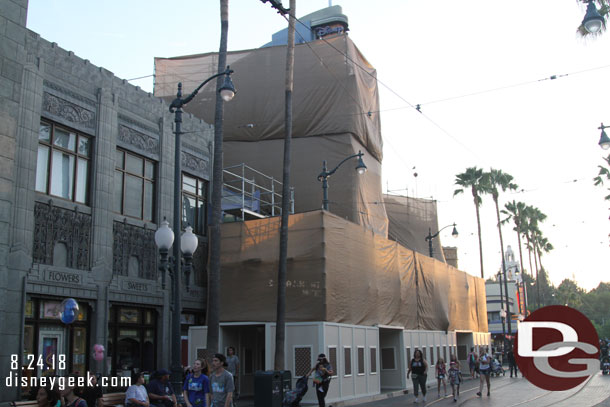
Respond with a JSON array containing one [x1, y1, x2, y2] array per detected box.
[[318, 151, 367, 211], [155, 66, 235, 400]]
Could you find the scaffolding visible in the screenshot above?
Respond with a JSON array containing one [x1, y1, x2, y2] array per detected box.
[[222, 163, 295, 221]]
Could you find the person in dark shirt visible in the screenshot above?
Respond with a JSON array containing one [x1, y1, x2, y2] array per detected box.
[[146, 369, 177, 407], [77, 372, 102, 407], [308, 353, 334, 407]]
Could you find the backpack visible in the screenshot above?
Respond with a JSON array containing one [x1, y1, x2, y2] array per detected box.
[[469, 353, 475, 363]]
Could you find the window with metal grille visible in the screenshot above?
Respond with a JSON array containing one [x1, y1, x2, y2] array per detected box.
[[344, 347, 352, 376], [36, 121, 91, 204], [357, 347, 365, 375], [406, 347, 412, 366], [294, 347, 312, 377], [328, 347, 337, 377], [370, 347, 377, 374], [430, 347, 435, 365], [114, 149, 156, 221], [381, 347, 395, 370], [421, 347, 427, 362]]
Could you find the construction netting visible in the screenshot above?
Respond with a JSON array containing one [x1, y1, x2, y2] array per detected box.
[[219, 210, 488, 332], [384, 194, 446, 263], [154, 35, 388, 237]]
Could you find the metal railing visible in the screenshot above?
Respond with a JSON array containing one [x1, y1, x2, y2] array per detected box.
[[222, 163, 295, 221]]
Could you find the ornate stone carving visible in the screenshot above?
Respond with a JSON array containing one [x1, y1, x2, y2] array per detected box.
[[183, 142, 207, 157], [118, 124, 159, 155], [182, 151, 208, 174], [33, 202, 91, 270], [42, 92, 96, 129], [43, 80, 96, 107], [118, 114, 159, 136], [113, 221, 157, 280]]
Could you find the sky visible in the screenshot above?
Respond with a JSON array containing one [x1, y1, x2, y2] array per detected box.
[[26, 0, 610, 291]]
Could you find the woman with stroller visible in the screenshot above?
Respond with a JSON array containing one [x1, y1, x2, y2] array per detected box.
[[308, 353, 334, 407], [448, 354, 461, 402]]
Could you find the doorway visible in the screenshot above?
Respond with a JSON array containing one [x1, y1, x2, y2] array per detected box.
[[38, 326, 65, 377], [221, 324, 266, 398]]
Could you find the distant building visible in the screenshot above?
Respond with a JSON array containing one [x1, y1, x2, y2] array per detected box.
[[262, 5, 349, 47]]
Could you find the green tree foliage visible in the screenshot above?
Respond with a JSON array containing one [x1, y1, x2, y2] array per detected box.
[[593, 153, 610, 202]]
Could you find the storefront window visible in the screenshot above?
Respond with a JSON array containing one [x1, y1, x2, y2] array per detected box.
[[72, 327, 87, 375], [109, 306, 157, 377]]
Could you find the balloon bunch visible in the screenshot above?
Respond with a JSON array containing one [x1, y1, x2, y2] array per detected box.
[[59, 298, 79, 324]]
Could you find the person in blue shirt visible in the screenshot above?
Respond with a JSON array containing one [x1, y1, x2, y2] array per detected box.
[[183, 359, 211, 407], [146, 369, 177, 407]]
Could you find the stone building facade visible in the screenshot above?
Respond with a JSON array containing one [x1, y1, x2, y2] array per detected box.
[[0, 1, 213, 402]]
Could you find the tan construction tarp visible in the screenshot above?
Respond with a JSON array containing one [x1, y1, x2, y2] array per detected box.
[[154, 35, 382, 160], [384, 194, 446, 262], [219, 210, 488, 332], [154, 35, 388, 237]]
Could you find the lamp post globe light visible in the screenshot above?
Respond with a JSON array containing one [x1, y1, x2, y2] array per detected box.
[[317, 150, 367, 211], [156, 66, 235, 400], [598, 123, 610, 150], [582, 1, 605, 34], [424, 223, 458, 258]]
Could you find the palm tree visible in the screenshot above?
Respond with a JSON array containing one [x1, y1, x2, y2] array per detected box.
[[454, 167, 487, 278], [536, 236, 554, 277], [502, 200, 529, 311], [523, 206, 547, 308], [483, 169, 518, 335], [274, 0, 296, 371], [207, 0, 230, 357], [502, 200, 528, 278]]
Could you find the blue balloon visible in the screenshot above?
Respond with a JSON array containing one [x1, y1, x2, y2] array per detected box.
[[59, 298, 79, 324]]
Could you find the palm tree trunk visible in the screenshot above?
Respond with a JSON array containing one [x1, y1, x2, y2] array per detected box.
[[274, 0, 295, 371], [533, 239, 540, 308], [473, 188, 484, 278], [515, 229, 528, 313], [494, 197, 512, 336], [207, 0, 229, 357]]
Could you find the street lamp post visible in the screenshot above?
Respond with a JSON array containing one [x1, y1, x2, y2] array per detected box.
[[497, 270, 507, 356], [424, 223, 458, 258], [598, 123, 610, 150], [317, 150, 367, 211], [157, 67, 235, 399], [582, 1, 605, 34]]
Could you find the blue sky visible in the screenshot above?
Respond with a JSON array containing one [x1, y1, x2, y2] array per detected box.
[[26, 0, 610, 290]]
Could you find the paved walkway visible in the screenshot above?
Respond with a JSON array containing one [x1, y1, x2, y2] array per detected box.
[[236, 372, 610, 407]]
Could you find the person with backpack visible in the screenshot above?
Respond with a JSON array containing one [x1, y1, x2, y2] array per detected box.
[[467, 347, 478, 379], [476, 347, 492, 397]]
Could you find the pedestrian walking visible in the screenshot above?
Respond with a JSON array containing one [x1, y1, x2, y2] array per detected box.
[[226, 347, 240, 399], [507, 345, 518, 377], [407, 349, 428, 403], [476, 347, 491, 397], [435, 357, 447, 398], [183, 358, 211, 407], [308, 353, 334, 407], [210, 353, 235, 407], [467, 347, 478, 379], [448, 354, 461, 402], [147, 369, 177, 407], [125, 372, 150, 407]]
